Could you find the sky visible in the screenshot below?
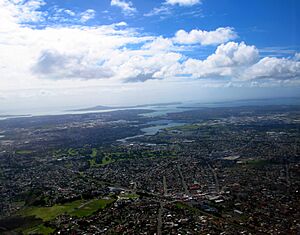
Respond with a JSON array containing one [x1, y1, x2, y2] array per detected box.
[[0, 0, 300, 112]]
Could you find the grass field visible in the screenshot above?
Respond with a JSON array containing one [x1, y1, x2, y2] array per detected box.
[[245, 159, 269, 168], [23, 224, 55, 235], [67, 148, 78, 156], [118, 193, 139, 200], [89, 149, 114, 167], [91, 148, 97, 157], [19, 198, 114, 221], [101, 156, 113, 165], [69, 199, 115, 217], [16, 150, 33, 155], [167, 124, 201, 131]]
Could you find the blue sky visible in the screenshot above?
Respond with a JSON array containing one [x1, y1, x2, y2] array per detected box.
[[42, 0, 299, 48], [0, 0, 299, 112]]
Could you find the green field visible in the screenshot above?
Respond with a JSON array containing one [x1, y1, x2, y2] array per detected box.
[[118, 193, 139, 200], [69, 199, 115, 217], [244, 159, 269, 168], [19, 198, 114, 221], [23, 224, 55, 235], [67, 148, 78, 156], [91, 148, 97, 157], [101, 156, 113, 165], [89, 149, 114, 167], [16, 150, 33, 155], [167, 123, 201, 131]]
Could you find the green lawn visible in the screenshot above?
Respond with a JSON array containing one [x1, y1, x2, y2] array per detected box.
[[101, 156, 113, 165], [245, 159, 269, 168], [23, 224, 55, 235], [175, 202, 187, 209], [16, 150, 33, 155], [89, 151, 114, 167], [91, 148, 97, 157], [89, 158, 96, 166], [69, 199, 115, 217], [118, 193, 139, 200], [19, 200, 82, 221], [19, 198, 114, 221], [67, 148, 78, 156], [167, 124, 200, 131]]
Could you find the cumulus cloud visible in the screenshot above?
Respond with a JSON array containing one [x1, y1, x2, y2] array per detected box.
[[32, 50, 113, 79], [64, 9, 76, 17], [145, 0, 202, 18], [142, 37, 174, 51], [165, 0, 201, 6], [116, 52, 183, 82], [181, 42, 300, 82], [111, 0, 136, 15], [0, 0, 299, 94], [173, 27, 237, 45], [0, 0, 98, 27], [144, 5, 172, 17], [79, 9, 96, 23], [0, 0, 46, 32], [212, 41, 259, 66], [183, 42, 259, 78], [1, 0, 46, 24], [243, 57, 300, 80]]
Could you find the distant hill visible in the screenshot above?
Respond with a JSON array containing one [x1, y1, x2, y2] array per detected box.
[[68, 102, 181, 112]]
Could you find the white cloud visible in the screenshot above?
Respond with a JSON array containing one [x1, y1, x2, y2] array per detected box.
[[0, 0, 299, 102], [48, 7, 97, 24], [144, 5, 171, 17], [111, 52, 183, 82], [32, 50, 114, 79], [7, 0, 46, 23], [114, 21, 127, 27], [80, 9, 96, 23], [165, 0, 201, 6], [243, 57, 300, 80], [212, 41, 259, 66], [182, 42, 300, 82], [142, 37, 174, 51], [145, 1, 203, 18], [173, 27, 237, 45], [0, 0, 97, 27], [183, 42, 259, 78], [64, 9, 76, 17], [111, 0, 136, 15], [0, 8, 155, 88], [0, 0, 46, 31]]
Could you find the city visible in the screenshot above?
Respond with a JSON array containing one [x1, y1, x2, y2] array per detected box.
[[0, 104, 299, 234]]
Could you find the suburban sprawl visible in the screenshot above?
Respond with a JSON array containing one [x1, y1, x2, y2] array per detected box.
[[0, 103, 299, 234]]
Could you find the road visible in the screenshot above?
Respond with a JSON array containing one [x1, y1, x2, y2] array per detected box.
[[177, 164, 190, 196], [157, 201, 163, 235], [163, 176, 167, 196], [286, 163, 290, 187], [208, 163, 220, 194]]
